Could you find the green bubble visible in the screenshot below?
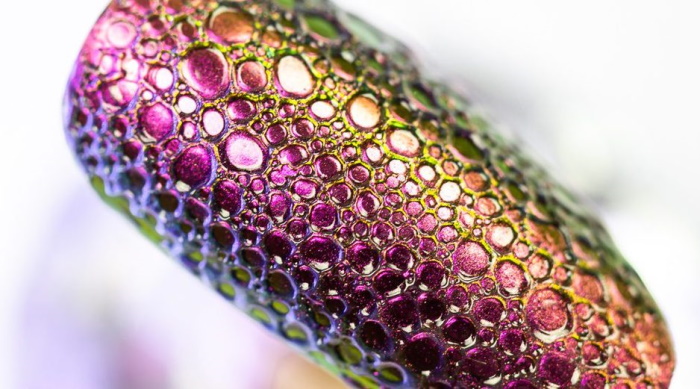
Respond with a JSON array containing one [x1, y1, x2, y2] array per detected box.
[[336, 340, 363, 365], [271, 300, 290, 315], [217, 283, 236, 299], [304, 14, 339, 40], [283, 323, 309, 343], [273, 0, 295, 9], [249, 307, 272, 325], [453, 133, 485, 161]]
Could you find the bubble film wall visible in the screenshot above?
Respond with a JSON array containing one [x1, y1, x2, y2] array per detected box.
[[63, 0, 675, 387]]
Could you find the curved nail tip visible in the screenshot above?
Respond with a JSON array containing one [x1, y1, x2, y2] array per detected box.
[[64, 0, 674, 387]]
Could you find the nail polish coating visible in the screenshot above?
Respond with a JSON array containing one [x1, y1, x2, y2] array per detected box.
[[64, 0, 674, 387]]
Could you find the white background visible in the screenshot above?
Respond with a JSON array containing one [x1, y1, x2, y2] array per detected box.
[[1, 0, 698, 388]]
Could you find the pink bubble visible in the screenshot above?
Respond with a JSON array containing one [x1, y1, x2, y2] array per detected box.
[[452, 241, 491, 279], [220, 132, 268, 172], [181, 48, 229, 99], [139, 102, 174, 142]]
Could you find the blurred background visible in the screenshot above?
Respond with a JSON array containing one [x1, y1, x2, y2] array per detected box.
[[1, 0, 699, 388]]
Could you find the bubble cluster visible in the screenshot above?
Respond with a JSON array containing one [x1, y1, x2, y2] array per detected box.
[[64, 0, 674, 388]]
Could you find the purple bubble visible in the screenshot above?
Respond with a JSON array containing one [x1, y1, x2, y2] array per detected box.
[[173, 144, 214, 189]]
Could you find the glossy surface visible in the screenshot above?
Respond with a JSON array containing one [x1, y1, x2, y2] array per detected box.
[[64, 0, 674, 387]]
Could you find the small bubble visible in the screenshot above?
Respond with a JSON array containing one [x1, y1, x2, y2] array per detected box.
[[310, 100, 336, 120], [359, 320, 392, 353], [464, 347, 501, 381], [181, 48, 230, 99], [227, 98, 257, 122], [139, 102, 175, 142], [348, 95, 381, 130], [438, 181, 461, 203], [537, 352, 576, 386], [495, 260, 528, 296], [220, 131, 268, 172], [387, 128, 421, 157], [106, 20, 137, 49], [173, 144, 214, 190], [403, 333, 442, 372], [442, 316, 476, 345], [202, 109, 225, 137], [346, 241, 380, 275], [291, 118, 316, 139], [208, 7, 254, 44], [276, 56, 314, 98], [237, 60, 268, 92], [526, 288, 571, 340], [452, 240, 491, 280], [487, 223, 516, 251], [177, 94, 197, 114], [299, 235, 341, 271]]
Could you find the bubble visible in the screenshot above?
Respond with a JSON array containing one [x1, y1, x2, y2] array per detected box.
[[314, 154, 343, 180], [267, 270, 296, 297], [503, 379, 537, 389], [278, 144, 307, 166], [310, 100, 336, 120], [202, 109, 225, 137], [403, 333, 442, 372], [385, 244, 414, 271], [265, 123, 287, 145], [292, 179, 318, 200], [487, 223, 516, 251], [573, 272, 605, 303], [211, 222, 235, 248], [580, 372, 606, 389], [264, 230, 295, 262], [582, 342, 606, 367], [349, 164, 371, 185], [346, 241, 380, 275], [208, 7, 254, 44], [359, 320, 392, 353], [107, 20, 137, 49], [474, 297, 504, 326], [381, 294, 419, 331], [348, 95, 381, 130], [303, 14, 340, 40], [276, 56, 314, 98], [373, 269, 404, 295], [476, 195, 502, 216], [291, 118, 316, 139], [495, 260, 528, 296], [387, 128, 421, 157], [181, 48, 230, 99], [227, 98, 257, 122], [299, 235, 341, 271], [416, 261, 446, 290], [213, 180, 242, 216], [356, 191, 380, 217], [418, 293, 445, 322], [527, 253, 551, 280], [148, 66, 174, 91], [237, 60, 268, 92], [442, 316, 476, 345], [526, 288, 570, 340], [537, 352, 576, 386], [452, 240, 491, 280], [498, 329, 526, 356], [438, 181, 461, 203], [173, 144, 214, 190], [139, 102, 175, 142], [465, 347, 500, 381], [220, 131, 268, 172], [177, 94, 197, 114], [309, 203, 337, 231]]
